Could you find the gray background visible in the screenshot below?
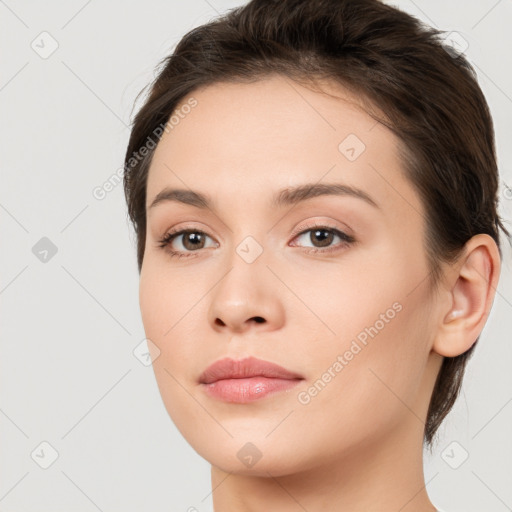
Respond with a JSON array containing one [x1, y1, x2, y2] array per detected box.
[[1, 0, 511, 510]]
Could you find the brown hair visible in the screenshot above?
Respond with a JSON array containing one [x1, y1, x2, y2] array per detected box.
[[123, 0, 510, 447]]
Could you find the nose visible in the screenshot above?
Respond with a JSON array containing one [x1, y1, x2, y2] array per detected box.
[[207, 260, 285, 335]]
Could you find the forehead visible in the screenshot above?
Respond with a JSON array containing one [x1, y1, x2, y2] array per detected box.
[[145, 75, 422, 218]]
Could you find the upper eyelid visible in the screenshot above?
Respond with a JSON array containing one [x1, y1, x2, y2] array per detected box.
[[290, 221, 347, 237], [165, 222, 347, 237]]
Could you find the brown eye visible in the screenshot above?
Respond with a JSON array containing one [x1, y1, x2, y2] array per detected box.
[[292, 226, 355, 251], [308, 228, 335, 248], [158, 229, 216, 254], [180, 231, 207, 250]]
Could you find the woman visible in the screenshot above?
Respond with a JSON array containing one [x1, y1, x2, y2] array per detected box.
[[123, 0, 509, 510]]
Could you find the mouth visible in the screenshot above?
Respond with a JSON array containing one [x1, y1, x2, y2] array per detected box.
[[198, 356, 304, 403]]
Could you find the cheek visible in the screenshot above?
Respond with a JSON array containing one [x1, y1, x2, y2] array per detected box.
[[297, 274, 433, 437], [280, 251, 402, 350], [293, 247, 433, 418], [139, 257, 203, 338], [139, 267, 208, 434], [138, 262, 212, 384]]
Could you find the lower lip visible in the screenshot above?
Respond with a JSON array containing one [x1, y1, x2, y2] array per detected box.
[[201, 377, 302, 403]]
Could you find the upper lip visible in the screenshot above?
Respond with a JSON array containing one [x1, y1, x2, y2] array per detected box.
[[199, 356, 304, 384]]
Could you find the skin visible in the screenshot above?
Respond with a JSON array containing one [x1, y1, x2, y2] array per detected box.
[[139, 74, 501, 512]]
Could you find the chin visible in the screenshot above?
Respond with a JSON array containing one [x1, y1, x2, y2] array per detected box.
[[186, 432, 315, 477]]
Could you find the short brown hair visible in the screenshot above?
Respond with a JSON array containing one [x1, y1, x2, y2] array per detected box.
[[123, 0, 510, 447]]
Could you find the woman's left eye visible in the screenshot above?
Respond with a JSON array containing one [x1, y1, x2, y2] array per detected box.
[[290, 225, 355, 253], [157, 225, 355, 259]]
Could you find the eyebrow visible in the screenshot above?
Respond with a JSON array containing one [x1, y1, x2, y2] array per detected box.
[[147, 182, 380, 211]]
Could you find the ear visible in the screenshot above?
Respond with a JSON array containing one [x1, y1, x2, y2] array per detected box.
[[433, 234, 501, 357]]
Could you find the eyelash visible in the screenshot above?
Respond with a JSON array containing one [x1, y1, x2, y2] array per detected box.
[[157, 222, 356, 260]]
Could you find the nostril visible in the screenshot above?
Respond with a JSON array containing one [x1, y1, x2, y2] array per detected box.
[[252, 316, 265, 323]]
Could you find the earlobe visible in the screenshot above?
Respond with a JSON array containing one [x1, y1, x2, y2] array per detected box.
[[433, 234, 501, 358]]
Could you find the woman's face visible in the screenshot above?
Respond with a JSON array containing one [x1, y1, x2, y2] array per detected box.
[[139, 75, 443, 475]]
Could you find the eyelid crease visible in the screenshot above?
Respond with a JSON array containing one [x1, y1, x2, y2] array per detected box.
[[289, 220, 353, 239]]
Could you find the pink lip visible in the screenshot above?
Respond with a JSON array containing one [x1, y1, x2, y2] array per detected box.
[[199, 356, 304, 403]]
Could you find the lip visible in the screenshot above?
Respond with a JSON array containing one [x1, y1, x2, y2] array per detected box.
[[199, 356, 304, 403]]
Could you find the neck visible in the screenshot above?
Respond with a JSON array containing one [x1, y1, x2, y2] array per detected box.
[[210, 416, 437, 512]]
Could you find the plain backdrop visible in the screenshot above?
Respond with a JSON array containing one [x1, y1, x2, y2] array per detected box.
[[1, 1, 511, 511]]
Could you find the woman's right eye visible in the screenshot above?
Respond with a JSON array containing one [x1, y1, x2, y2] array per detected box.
[[157, 229, 217, 258]]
